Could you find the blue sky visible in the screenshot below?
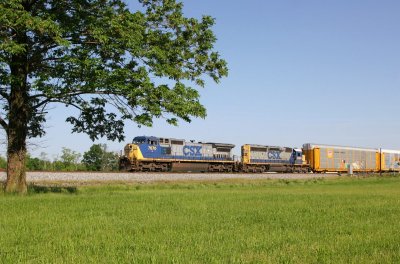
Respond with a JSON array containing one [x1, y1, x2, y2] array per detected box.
[[10, 0, 400, 158]]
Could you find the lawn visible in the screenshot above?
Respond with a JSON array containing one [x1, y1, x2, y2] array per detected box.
[[1, 176, 400, 263]]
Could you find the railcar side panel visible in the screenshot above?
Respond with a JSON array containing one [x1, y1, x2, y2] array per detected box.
[[380, 149, 400, 172], [303, 143, 379, 173]]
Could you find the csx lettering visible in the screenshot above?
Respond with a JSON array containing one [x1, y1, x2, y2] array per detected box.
[[268, 151, 281, 159], [183, 146, 202, 156]]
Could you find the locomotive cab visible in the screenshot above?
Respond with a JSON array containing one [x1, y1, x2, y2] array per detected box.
[[120, 136, 158, 170], [292, 149, 304, 165]]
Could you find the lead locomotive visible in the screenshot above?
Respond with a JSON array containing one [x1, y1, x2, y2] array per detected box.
[[119, 136, 236, 172]]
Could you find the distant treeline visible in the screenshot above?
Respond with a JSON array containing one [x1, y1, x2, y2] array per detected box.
[[0, 144, 119, 172]]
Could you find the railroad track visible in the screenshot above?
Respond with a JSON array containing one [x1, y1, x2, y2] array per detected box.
[[0, 171, 338, 183]]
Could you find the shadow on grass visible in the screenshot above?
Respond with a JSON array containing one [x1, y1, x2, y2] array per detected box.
[[28, 184, 78, 194]]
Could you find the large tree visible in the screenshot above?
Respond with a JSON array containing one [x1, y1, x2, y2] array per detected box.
[[0, 0, 228, 193]]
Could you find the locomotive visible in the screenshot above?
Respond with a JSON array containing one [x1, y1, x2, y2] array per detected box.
[[119, 136, 236, 172], [119, 136, 400, 173], [240, 144, 308, 173], [119, 135, 308, 173]]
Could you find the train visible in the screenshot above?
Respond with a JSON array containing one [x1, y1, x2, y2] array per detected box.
[[119, 135, 400, 173]]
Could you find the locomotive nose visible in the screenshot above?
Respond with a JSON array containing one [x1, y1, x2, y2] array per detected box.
[[125, 144, 138, 157]]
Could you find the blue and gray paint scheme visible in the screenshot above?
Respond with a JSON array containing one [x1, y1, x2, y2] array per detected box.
[[131, 136, 235, 161], [243, 144, 303, 165]]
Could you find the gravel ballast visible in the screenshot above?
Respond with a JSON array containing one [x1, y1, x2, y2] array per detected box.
[[0, 171, 336, 183]]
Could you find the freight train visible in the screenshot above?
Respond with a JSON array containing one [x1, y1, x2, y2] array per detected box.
[[119, 136, 400, 173]]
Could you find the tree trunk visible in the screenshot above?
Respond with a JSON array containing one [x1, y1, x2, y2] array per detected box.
[[6, 134, 28, 194], [5, 76, 29, 194], [5, 34, 30, 194], [5, 79, 29, 193]]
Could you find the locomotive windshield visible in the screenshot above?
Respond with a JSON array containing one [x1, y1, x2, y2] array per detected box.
[[132, 137, 146, 144], [132, 136, 159, 145]]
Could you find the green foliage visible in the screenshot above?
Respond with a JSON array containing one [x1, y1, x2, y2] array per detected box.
[[0, 155, 6, 169], [0, 0, 228, 140], [24, 147, 118, 171], [1, 177, 400, 262], [83, 144, 103, 171], [26, 155, 42, 171], [25, 149, 85, 171], [25, 153, 53, 171], [53, 147, 84, 171], [60, 148, 81, 168], [82, 144, 119, 171]]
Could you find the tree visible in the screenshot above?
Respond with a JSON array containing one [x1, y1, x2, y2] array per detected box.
[[0, 0, 228, 193], [39, 151, 50, 170], [83, 144, 103, 171], [26, 154, 42, 170], [26, 153, 53, 171], [59, 147, 82, 171], [83, 144, 118, 171]]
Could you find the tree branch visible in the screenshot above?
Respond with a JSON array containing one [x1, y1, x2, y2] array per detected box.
[[33, 98, 84, 112], [0, 90, 8, 99], [31, 91, 86, 104], [0, 116, 8, 130], [31, 90, 122, 109]]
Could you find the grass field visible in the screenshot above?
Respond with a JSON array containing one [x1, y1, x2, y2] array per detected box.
[[1, 176, 400, 263]]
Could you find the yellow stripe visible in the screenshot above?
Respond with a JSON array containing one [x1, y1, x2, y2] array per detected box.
[[376, 152, 385, 170], [242, 145, 251, 164], [314, 148, 320, 170]]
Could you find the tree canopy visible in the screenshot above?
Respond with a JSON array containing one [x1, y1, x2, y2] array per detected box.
[[0, 0, 227, 140], [0, 0, 228, 193]]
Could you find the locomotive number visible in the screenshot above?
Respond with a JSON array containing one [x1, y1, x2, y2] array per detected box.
[[148, 146, 157, 151]]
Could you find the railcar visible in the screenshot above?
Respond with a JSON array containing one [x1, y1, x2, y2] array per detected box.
[[303, 143, 380, 173], [119, 136, 236, 172], [380, 149, 400, 172], [241, 144, 309, 173]]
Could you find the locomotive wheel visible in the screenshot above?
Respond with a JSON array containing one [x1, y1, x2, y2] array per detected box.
[[160, 163, 169, 172], [225, 165, 233, 172]]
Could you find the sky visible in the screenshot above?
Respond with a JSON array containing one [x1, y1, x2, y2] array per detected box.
[[3, 0, 400, 158]]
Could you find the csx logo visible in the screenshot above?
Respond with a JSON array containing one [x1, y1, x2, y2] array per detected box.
[[268, 151, 281, 159], [183, 146, 202, 156], [148, 146, 157, 151]]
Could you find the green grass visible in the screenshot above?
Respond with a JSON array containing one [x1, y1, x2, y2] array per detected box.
[[1, 176, 400, 263]]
